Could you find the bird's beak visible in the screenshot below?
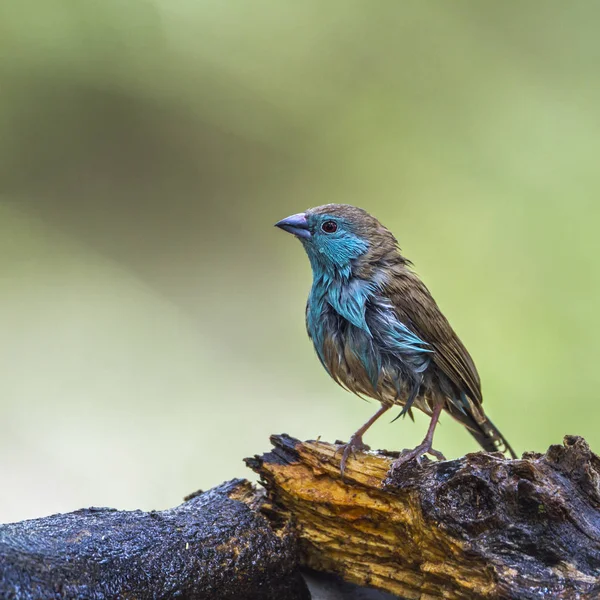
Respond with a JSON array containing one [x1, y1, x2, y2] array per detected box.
[[274, 212, 311, 239]]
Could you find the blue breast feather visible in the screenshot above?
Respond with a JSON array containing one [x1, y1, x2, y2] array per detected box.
[[306, 274, 432, 392]]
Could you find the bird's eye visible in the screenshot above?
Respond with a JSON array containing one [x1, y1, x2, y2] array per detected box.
[[321, 220, 337, 234]]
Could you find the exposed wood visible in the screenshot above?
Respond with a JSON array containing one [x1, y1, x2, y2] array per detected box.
[[3, 435, 600, 600], [246, 434, 600, 600], [0, 479, 309, 600]]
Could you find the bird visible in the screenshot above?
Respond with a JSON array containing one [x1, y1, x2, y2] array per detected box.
[[275, 204, 516, 474]]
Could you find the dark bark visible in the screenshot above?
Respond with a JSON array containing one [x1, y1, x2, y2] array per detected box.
[[247, 434, 600, 600], [0, 479, 309, 600], [3, 436, 600, 599]]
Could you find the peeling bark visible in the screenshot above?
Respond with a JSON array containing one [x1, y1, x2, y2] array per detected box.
[[2, 436, 599, 599], [247, 434, 600, 600]]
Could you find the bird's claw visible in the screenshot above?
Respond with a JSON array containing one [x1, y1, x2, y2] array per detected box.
[[390, 443, 445, 472], [336, 435, 371, 476]]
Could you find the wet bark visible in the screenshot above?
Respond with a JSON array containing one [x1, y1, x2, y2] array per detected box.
[[0, 480, 309, 600], [2, 436, 600, 599], [246, 434, 600, 600]]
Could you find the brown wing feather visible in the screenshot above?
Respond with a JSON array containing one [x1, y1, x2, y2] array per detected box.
[[382, 266, 482, 406], [382, 264, 518, 458]]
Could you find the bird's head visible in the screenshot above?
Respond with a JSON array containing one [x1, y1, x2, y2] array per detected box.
[[275, 204, 398, 279]]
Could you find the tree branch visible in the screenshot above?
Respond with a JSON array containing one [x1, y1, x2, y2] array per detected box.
[[0, 480, 309, 600], [246, 434, 600, 600], [2, 436, 600, 599]]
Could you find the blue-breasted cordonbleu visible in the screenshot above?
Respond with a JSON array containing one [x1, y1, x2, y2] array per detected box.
[[275, 204, 516, 473]]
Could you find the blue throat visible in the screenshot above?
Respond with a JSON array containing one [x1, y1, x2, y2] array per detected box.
[[302, 235, 369, 281]]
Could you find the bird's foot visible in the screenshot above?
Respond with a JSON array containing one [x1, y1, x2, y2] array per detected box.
[[390, 442, 445, 472], [336, 435, 371, 477]]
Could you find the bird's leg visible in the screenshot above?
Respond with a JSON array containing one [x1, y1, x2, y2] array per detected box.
[[391, 400, 446, 470], [338, 404, 392, 476]]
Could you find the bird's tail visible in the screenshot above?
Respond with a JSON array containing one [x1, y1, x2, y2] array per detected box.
[[449, 400, 517, 459], [468, 416, 517, 459]]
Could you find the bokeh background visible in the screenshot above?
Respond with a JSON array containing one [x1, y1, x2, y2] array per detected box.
[[1, 1, 599, 522]]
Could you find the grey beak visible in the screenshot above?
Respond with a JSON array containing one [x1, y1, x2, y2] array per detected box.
[[274, 212, 311, 239]]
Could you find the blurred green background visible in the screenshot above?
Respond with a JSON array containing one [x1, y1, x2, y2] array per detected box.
[[1, 0, 599, 522]]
